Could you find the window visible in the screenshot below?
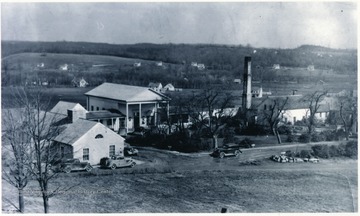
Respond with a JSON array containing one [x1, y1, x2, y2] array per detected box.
[[109, 145, 115, 156], [97, 107, 99, 111], [293, 117, 296, 124], [95, 134, 103, 139], [320, 112, 322, 117], [107, 119, 112, 126], [61, 146, 65, 158], [264, 104, 267, 110], [91, 106, 94, 111], [83, 148, 89, 161], [102, 108, 105, 110]]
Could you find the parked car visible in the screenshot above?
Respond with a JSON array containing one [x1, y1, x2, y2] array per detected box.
[[210, 143, 242, 158], [52, 159, 93, 173], [124, 147, 138, 156], [100, 155, 136, 170]]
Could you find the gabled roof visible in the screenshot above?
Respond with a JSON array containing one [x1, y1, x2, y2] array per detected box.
[[148, 82, 162, 88], [53, 119, 99, 145], [85, 82, 170, 102], [50, 101, 86, 116]]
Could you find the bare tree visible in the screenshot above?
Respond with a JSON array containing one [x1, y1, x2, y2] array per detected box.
[[5, 87, 75, 213], [303, 91, 327, 135], [186, 87, 236, 149], [259, 97, 289, 144], [2, 108, 32, 213]]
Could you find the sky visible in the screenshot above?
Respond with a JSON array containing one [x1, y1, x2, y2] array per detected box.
[[1, 2, 358, 49]]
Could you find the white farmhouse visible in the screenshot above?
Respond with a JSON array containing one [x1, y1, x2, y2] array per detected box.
[[52, 119, 125, 165]]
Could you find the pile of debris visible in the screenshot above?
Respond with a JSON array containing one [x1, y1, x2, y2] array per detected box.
[[270, 152, 320, 163]]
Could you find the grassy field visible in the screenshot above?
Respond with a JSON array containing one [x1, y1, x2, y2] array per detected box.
[[2, 158, 357, 213]]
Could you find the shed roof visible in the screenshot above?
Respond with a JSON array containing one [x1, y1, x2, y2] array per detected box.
[[85, 83, 170, 102], [86, 110, 125, 120], [53, 119, 99, 145]]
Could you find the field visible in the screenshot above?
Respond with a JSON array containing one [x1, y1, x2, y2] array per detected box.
[[2, 145, 358, 213]]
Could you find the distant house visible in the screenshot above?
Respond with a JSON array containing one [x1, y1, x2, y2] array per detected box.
[[133, 62, 141, 67], [233, 79, 242, 84], [273, 64, 280, 70], [148, 82, 163, 92], [197, 64, 205, 70], [251, 87, 263, 98], [191, 62, 198, 67], [52, 119, 125, 165], [163, 83, 175, 92], [307, 65, 315, 71], [85, 83, 170, 134], [36, 63, 45, 68], [72, 77, 89, 87], [59, 64, 68, 71]]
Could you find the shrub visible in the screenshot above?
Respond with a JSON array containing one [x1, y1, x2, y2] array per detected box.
[[278, 125, 292, 135], [298, 133, 311, 143], [286, 134, 297, 143], [298, 149, 312, 158], [345, 140, 357, 158], [285, 150, 296, 157], [311, 144, 330, 158], [320, 130, 337, 141], [329, 145, 341, 157], [311, 132, 325, 142]]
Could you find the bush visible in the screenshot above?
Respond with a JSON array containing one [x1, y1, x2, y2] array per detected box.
[[345, 140, 357, 158], [241, 124, 270, 136], [298, 149, 312, 158], [320, 130, 337, 141], [311, 144, 330, 158], [278, 125, 292, 135], [298, 133, 311, 143], [286, 134, 298, 143], [311, 132, 325, 142]]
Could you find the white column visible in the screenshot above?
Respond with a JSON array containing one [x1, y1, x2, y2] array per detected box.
[[139, 103, 142, 126], [126, 103, 128, 133]]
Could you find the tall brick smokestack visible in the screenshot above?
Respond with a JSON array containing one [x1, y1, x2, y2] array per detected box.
[[242, 56, 252, 110]]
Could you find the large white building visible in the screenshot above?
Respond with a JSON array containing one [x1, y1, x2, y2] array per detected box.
[[85, 83, 170, 134]]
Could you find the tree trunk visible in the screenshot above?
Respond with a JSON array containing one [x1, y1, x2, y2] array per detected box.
[[275, 130, 282, 144], [213, 135, 218, 149], [42, 193, 49, 213], [18, 189, 24, 213], [272, 127, 282, 144]]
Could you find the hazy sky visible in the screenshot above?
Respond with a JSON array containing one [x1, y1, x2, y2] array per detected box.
[[1, 2, 357, 49]]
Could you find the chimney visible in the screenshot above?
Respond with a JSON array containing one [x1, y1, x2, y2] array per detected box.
[[67, 108, 87, 123], [242, 56, 252, 110]]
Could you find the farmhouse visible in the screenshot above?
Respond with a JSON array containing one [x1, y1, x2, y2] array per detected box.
[[52, 119, 125, 165], [72, 77, 89, 87], [163, 83, 175, 92], [85, 83, 170, 134], [148, 82, 163, 92]]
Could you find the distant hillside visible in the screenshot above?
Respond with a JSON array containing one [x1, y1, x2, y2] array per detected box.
[[2, 41, 357, 72], [1, 41, 357, 89]]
